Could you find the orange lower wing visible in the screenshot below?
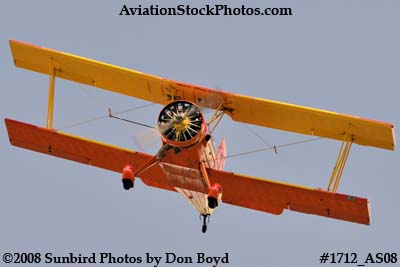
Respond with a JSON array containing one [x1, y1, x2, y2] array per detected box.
[[207, 169, 370, 225], [5, 119, 370, 224], [4, 119, 173, 192]]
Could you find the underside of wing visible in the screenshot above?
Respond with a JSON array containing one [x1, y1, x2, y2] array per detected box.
[[5, 118, 370, 224], [9, 40, 394, 150], [4, 118, 173, 192], [207, 168, 370, 225]]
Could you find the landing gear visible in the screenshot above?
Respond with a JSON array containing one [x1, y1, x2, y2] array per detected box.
[[201, 214, 210, 233], [207, 196, 218, 209], [122, 178, 134, 190], [122, 164, 134, 190], [207, 183, 222, 209]]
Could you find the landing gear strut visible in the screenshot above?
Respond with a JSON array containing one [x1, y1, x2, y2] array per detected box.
[[201, 214, 210, 233]]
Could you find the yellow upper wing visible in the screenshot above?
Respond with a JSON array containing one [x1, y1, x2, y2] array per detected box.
[[10, 40, 395, 150]]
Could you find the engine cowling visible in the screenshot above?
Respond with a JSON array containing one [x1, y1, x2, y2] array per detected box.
[[158, 100, 206, 148]]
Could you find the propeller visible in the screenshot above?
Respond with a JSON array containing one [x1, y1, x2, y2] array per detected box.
[[122, 95, 222, 151], [132, 102, 203, 151], [158, 101, 203, 143], [132, 127, 161, 152]]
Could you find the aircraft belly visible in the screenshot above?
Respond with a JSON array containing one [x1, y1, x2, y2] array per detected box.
[[175, 188, 213, 215], [159, 162, 214, 215]]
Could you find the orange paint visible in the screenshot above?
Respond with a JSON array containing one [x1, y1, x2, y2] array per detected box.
[[5, 118, 371, 225], [122, 164, 134, 181]]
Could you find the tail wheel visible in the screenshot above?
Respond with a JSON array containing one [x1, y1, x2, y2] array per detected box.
[[201, 214, 210, 233], [202, 224, 207, 233]]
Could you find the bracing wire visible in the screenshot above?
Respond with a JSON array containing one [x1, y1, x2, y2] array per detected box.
[[58, 103, 154, 130], [219, 137, 323, 161], [244, 125, 273, 147], [54, 62, 323, 161], [50, 59, 156, 130], [108, 109, 155, 129]]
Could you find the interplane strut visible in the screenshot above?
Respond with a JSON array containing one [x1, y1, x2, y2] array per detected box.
[[327, 129, 353, 192]]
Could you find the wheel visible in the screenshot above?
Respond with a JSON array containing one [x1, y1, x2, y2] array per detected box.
[[202, 224, 207, 233], [207, 196, 218, 209], [122, 178, 134, 190]]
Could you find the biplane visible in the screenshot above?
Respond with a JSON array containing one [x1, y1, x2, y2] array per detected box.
[[5, 40, 395, 233]]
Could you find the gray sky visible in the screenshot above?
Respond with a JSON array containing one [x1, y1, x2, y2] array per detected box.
[[1, 1, 399, 266]]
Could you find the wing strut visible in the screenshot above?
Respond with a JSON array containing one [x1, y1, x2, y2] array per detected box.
[[46, 60, 56, 129], [199, 161, 211, 189], [208, 104, 225, 134], [327, 128, 353, 192]]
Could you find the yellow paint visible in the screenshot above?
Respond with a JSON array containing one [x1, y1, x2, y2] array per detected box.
[[46, 65, 55, 129], [173, 117, 190, 131], [328, 137, 353, 192], [9, 40, 395, 150]]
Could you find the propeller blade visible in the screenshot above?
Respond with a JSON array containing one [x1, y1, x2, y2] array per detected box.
[[132, 127, 161, 152]]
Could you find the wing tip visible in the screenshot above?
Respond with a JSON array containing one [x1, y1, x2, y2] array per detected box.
[[391, 126, 396, 151], [9, 39, 42, 49]]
